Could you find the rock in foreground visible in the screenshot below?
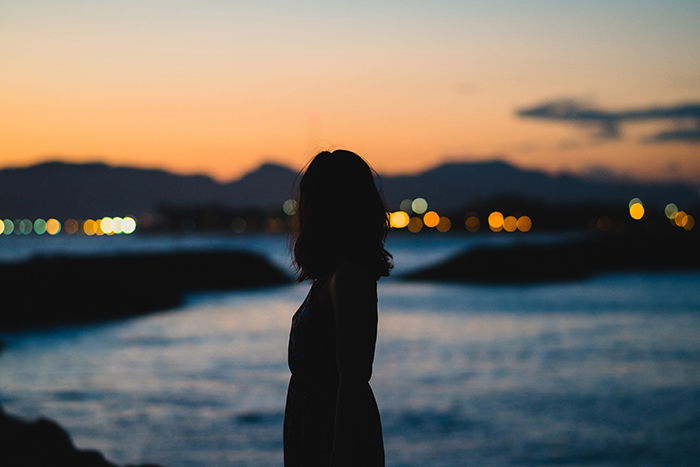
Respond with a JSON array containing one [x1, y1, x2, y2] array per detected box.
[[0, 405, 161, 467]]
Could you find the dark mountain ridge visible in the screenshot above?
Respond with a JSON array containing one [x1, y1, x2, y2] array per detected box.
[[0, 159, 696, 218]]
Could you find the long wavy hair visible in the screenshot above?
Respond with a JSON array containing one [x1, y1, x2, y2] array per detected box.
[[290, 149, 393, 282]]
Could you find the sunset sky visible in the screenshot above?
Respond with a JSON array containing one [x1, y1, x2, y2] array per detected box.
[[1, 0, 699, 182]]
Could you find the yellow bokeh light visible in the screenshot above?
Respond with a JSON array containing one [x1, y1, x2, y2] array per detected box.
[[407, 217, 423, 233], [390, 211, 410, 228], [423, 211, 439, 228], [100, 217, 114, 234], [488, 211, 504, 231], [111, 217, 123, 234], [503, 216, 517, 232], [629, 202, 644, 220], [122, 217, 137, 234], [516, 215, 532, 232], [46, 218, 61, 235], [436, 216, 451, 232], [83, 219, 96, 236], [684, 214, 695, 231], [664, 203, 678, 219], [465, 215, 480, 232]]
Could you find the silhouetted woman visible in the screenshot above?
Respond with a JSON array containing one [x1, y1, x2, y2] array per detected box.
[[284, 150, 392, 466]]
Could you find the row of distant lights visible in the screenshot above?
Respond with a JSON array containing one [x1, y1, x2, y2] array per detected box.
[[628, 199, 694, 230], [0, 217, 137, 236], [389, 197, 533, 233]]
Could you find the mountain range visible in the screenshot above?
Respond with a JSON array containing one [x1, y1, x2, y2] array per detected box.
[[0, 159, 696, 218]]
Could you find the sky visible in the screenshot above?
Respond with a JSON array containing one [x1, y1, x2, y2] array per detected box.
[[1, 0, 699, 182]]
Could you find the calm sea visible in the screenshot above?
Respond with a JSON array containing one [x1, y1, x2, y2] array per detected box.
[[1, 233, 699, 466]]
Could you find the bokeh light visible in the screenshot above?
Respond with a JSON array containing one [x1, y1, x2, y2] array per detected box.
[[282, 199, 297, 216], [503, 216, 517, 232], [64, 219, 79, 234], [122, 217, 137, 234], [664, 203, 679, 219], [100, 217, 115, 234], [19, 219, 32, 235], [33, 218, 47, 235], [488, 211, 504, 232], [628, 197, 642, 208], [112, 217, 123, 234], [46, 218, 61, 235], [629, 202, 644, 220], [436, 216, 452, 232], [83, 219, 96, 236], [684, 214, 695, 231], [3, 219, 14, 235], [674, 211, 688, 227], [390, 211, 410, 228], [516, 215, 532, 232], [411, 198, 428, 214], [423, 211, 439, 228], [407, 217, 423, 233], [399, 199, 413, 212], [465, 216, 480, 232]]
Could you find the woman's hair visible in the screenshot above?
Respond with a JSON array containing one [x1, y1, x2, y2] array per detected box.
[[290, 149, 393, 282]]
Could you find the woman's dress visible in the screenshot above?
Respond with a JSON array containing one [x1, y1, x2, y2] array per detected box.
[[283, 265, 384, 466]]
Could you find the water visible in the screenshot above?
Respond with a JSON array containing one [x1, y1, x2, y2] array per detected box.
[[1, 233, 699, 466]]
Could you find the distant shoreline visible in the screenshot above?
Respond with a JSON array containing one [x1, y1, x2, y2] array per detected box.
[[403, 231, 700, 283], [0, 250, 292, 331]]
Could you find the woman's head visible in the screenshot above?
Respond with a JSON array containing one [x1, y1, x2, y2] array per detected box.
[[291, 149, 393, 282]]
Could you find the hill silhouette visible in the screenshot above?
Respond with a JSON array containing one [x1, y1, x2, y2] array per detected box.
[[0, 159, 695, 218]]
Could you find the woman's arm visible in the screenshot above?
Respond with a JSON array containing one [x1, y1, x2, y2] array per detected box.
[[329, 261, 378, 466]]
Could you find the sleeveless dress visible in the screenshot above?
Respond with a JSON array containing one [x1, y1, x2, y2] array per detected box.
[[283, 275, 384, 467]]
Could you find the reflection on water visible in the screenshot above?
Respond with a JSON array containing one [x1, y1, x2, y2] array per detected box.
[[1, 270, 699, 466]]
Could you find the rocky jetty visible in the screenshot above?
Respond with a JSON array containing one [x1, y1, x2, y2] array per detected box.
[[0, 405, 161, 467], [404, 232, 700, 283], [0, 250, 292, 330]]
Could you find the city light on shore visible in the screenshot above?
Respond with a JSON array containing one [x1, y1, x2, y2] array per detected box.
[[488, 211, 504, 232], [629, 198, 645, 220], [390, 211, 410, 229], [0, 216, 137, 236]]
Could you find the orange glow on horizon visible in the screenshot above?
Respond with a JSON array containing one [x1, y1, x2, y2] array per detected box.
[[1, 2, 698, 183]]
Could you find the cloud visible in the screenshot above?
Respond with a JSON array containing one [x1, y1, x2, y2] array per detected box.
[[516, 98, 700, 143], [645, 127, 700, 143]]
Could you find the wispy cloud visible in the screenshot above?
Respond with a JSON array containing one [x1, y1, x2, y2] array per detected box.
[[516, 98, 700, 143]]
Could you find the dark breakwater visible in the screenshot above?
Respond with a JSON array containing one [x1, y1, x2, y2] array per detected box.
[[404, 232, 700, 283], [0, 404, 161, 467], [0, 250, 292, 330]]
